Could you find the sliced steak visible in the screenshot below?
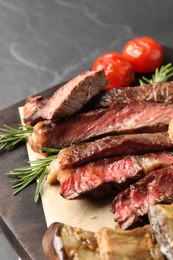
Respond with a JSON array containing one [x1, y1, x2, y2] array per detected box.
[[23, 96, 48, 125], [148, 204, 173, 260], [24, 69, 108, 125], [111, 164, 173, 229], [96, 225, 163, 260], [29, 101, 173, 153], [57, 152, 173, 199], [88, 81, 173, 109], [47, 132, 173, 184], [54, 132, 173, 170]]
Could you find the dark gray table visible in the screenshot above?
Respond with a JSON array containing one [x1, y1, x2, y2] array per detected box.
[[1, 0, 173, 259]]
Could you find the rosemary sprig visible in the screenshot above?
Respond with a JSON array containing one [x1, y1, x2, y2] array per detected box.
[[139, 63, 173, 85], [6, 151, 59, 202], [42, 147, 63, 154], [0, 124, 33, 152]]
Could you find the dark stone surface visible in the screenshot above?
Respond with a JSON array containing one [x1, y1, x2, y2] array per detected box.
[[1, 0, 173, 110], [1, 0, 173, 259]]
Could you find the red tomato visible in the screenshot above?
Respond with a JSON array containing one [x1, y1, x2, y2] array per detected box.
[[92, 52, 135, 89], [122, 37, 163, 73]]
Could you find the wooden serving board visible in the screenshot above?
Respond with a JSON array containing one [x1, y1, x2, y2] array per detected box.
[[0, 84, 58, 260]]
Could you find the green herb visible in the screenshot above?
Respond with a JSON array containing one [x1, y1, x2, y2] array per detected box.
[[139, 63, 173, 85], [0, 124, 33, 152], [6, 151, 59, 202], [42, 147, 62, 153]]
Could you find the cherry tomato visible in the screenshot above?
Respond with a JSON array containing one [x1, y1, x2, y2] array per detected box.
[[122, 37, 163, 73], [92, 52, 135, 89]]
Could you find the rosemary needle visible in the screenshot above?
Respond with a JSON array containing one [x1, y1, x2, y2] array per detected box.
[[0, 124, 33, 152], [6, 154, 57, 202], [139, 63, 173, 85]]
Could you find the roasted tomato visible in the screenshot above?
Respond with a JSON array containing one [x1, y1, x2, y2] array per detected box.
[[122, 37, 163, 73], [92, 52, 135, 89]]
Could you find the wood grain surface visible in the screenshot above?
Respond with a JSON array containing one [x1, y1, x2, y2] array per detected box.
[[0, 84, 59, 260]]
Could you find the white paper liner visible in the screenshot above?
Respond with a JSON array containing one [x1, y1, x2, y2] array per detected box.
[[19, 107, 115, 232]]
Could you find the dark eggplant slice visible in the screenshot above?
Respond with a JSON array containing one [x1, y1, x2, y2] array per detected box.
[[42, 222, 100, 260]]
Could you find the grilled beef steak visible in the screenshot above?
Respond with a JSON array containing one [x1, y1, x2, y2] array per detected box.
[[58, 155, 143, 199], [42, 222, 100, 260], [49, 132, 173, 172], [24, 70, 108, 125], [23, 95, 48, 124], [148, 204, 173, 260], [29, 81, 173, 117], [96, 225, 163, 260], [29, 101, 173, 153], [90, 81, 173, 109], [111, 164, 173, 229], [56, 152, 173, 199]]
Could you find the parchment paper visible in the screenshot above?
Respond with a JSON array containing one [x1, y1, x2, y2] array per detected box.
[[19, 107, 115, 232]]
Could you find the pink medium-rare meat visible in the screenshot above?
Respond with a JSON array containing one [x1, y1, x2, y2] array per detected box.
[[55, 132, 173, 169], [57, 152, 173, 200], [47, 131, 173, 184], [24, 70, 108, 125], [29, 101, 173, 153], [58, 156, 143, 199], [90, 81, 173, 109], [111, 164, 173, 230], [42, 222, 100, 260]]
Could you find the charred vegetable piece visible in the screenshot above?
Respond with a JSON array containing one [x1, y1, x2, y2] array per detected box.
[[42, 223, 163, 260], [96, 225, 163, 260], [42, 222, 100, 260], [148, 204, 173, 260]]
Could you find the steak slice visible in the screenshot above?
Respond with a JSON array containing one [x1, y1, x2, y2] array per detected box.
[[89, 81, 173, 109], [29, 101, 173, 153], [54, 132, 173, 170], [148, 204, 173, 260], [96, 225, 163, 260], [24, 69, 108, 125], [23, 81, 173, 120], [23, 96, 48, 125], [111, 164, 173, 229], [42, 222, 100, 260], [57, 152, 173, 200]]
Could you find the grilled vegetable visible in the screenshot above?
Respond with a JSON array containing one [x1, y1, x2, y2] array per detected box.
[[148, 203, 173, 260]]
